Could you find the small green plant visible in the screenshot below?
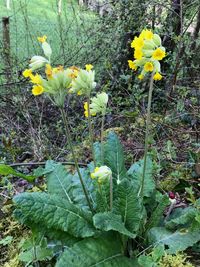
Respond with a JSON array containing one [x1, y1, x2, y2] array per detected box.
[[12, 30, 200, 266]]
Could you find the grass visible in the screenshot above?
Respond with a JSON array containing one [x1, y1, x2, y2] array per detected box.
[[0, 0, 97, 71]]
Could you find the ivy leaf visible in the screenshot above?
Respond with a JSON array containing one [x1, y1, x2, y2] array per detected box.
[[93, 212, 136, 238], [148, 227, 200, 253], [0, 164, 35, 182], [56, 234, 136, 267], [104, 132, 127, 184], [13, 192, 96, 238], [114, 179, 143, 233], [127, 156, 155, 197]]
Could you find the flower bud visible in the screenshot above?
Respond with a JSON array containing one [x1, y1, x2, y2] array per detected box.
[[42, 42, 52, 59], [91, 166, 112, 184], [153, 34, 162, 46], [29, 56, 48, 71]]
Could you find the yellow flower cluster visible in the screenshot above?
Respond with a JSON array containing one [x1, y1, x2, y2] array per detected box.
[[90, 166, 112, 184], [128, 29, 166, 81]]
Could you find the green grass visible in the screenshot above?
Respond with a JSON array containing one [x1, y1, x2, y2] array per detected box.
[[0, 0, 97, 71]]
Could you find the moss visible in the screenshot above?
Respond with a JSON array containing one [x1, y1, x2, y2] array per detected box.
[[158, 253, 195, 267]]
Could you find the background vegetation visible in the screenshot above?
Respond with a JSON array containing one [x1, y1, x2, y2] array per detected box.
[[0, 0, 200, 266]]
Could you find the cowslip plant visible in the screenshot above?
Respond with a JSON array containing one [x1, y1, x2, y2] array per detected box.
[[13, 31, 200, 267]]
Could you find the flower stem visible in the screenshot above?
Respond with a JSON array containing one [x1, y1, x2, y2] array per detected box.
[[138, 73, 154, 198], [87, 97, 96, 167], [110, 174, 113, 211], [100, 114, 105, 164], [60, 108, 94, 213]]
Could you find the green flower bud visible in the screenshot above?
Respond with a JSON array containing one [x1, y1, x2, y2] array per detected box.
[[91, 166, 112, 184], [90, 92, 108, 115], [143, 40, 156, 50], [153, 34, 162, 46], [42, 42, 52, 59], [29, 56, 48, 71]]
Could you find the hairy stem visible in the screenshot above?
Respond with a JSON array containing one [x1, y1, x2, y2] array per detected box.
[[87, 97, 96, 166], [138, 73, 154, 198], [100, 114, 105, 164], [110, 174, 113, 211], [60, 108, 94, 213]]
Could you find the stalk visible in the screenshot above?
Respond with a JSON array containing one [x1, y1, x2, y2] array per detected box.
[[60, 108, 94, 213], [138, 73, 154, 198], [100, 114, 105, 164], [87, 97, 96, 166], [110, 174, 113, 211]]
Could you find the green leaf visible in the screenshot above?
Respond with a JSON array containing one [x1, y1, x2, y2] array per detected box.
[[93, 212, 136, 238], [0, 235, 13, 245], [114, 179, 143, 233], [145, 195, 170, 232], [138, 255, 155, 267], [127, 156, 155, 197], [56, 234, 136, 267], [46, 161, 74, 203], [104, 132, 127, 184], [13, 192, 96, 238], [165, 207, 197, 230], [148, 227, 200, 253], [0, 164, 35, 182]]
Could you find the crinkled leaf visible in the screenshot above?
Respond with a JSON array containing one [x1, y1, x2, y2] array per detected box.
[[13, 192, 95, 238], [104, 132, 127, 184], [148, 227, 200, 253], [165, 207, 197, 230], [127, 156, 155, 197], [114, 179, 143, 233], [93, 212, 136, 238], [56, 234, 136, 267]]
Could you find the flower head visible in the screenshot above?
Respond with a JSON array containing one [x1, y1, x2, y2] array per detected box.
[[83, 102, 96, 118], [23, 69, 32, 78], [91, 166, 112, 184], [153, 72, 162, 81], [152, 48, 166, 60], [128, 60, 137, 71], [85, 64, 93, 72], [30, 74, 43, 85], [32, 85, 44, 96], [90, 92, 108, 115], [144, 62, 154, 72], [29, 56, 48, 71], [37, 35, 47, 43], [129, 28, 166, 81]]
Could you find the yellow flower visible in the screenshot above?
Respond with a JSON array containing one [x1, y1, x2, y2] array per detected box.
[[131, 36, 144, 49], [77, 90, 82, 96], [128, 60, 137, 70], [85, 64, 93, 71], [84, 102, 89, 117], [90, 166, 112, 184], [83, 102, 96, 117], [91, 167, 99, 179], [134, 49, 143, 60], [140, 29, 153, 40], [23, 69, 32, 78], [30, 74, 43, 85], [153, 72, 162, 80], [32, 85, 44, 96], [37, 35, 47, 43], [45, 64, 53, 79], [152, 48, 166, 60], [138, 74, 144, 80], [144, 62, 154, 72]]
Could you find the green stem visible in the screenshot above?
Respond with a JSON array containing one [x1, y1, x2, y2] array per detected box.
[[100, 114, 105, 164], [87, 97, 96, 167], [138, 73, 154, 198], [60, 108, 94, 213], [110, 174, 113, 211]]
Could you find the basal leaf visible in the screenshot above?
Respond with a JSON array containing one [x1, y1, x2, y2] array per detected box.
[[148, 227, 200, 253], [104, 132, 127, 184], [127, 156, 155, 197], [13, 192, 95, 238], [56, 234, 136, 267], [114, 179, 143, 233], [93, 212, 136, 238]]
